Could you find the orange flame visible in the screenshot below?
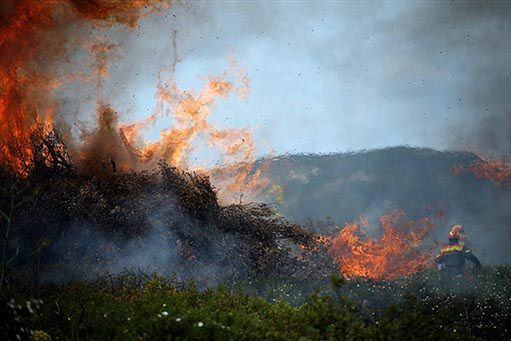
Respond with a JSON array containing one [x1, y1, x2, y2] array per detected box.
[[0, 0, 60, 172], [1, 0, 272, 202], [0, 0, 170, 173], [116, 64, 272, 201], [452, 158, 511, 188], [327, 210, 437, 280]]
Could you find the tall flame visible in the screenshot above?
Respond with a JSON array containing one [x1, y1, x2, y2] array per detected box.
[[0, 0, 170, 172], [116, 58, 272, 201], [327, 209, 437, 280], [0, 0, 59, 172], [0, 0, 272, 202]]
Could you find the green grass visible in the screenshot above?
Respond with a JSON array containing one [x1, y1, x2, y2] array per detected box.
[[2, 266, 510, 340]]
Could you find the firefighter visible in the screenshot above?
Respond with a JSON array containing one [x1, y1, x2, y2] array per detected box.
[[435, 224, 481, 275]]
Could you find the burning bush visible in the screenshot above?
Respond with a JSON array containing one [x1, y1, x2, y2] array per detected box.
[[0, 128, 335, 291]]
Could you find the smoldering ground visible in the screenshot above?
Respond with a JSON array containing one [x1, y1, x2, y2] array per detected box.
[[14, 179, 244, 286], [42, 205, 241, 286]]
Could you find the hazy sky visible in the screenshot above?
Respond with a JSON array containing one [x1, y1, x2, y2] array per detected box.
[[73, 1, 511, 161]]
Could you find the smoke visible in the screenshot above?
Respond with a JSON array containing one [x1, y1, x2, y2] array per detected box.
[[46, 221, 174, 281], [0, 0, 273, 202], [43, 199, 178, 282], [139, 2, 511, 157], [4, 1, 510, 162], [265, 148, 511, 265], [3, 1, 510, 283], [43, 197, 241, 286], [0, 0, 170, 170], [77, 104, 135, 176], [397, 2, 511, 156]]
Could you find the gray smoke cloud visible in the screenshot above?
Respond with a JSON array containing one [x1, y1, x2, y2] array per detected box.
[[54, 1, 511, 160], [397, 2, 511, 156], [42, 201, 241, 286]]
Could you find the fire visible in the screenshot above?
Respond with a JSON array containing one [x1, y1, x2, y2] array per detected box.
[[0, 0, 59, 173], [0, 0, 272, 202], [452, 158, 511, 188], [0, 0, 169, 172], [327, 210, 437, 280], [117, 65, 271, 201]]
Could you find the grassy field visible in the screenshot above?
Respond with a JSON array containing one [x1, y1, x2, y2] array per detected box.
[[2, 266, 510, 340]]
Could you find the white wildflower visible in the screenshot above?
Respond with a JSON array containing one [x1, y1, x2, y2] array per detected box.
[[26, 301, 33, 314]]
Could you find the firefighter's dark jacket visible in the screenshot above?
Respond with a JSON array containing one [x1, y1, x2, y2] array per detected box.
[[435, 240, 481, 270]]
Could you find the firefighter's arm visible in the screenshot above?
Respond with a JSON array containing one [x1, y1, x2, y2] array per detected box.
[[464, 248, 481, 269]]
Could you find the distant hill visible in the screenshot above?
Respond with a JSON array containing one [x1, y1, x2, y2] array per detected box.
[[260, 147, 510, 264]]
